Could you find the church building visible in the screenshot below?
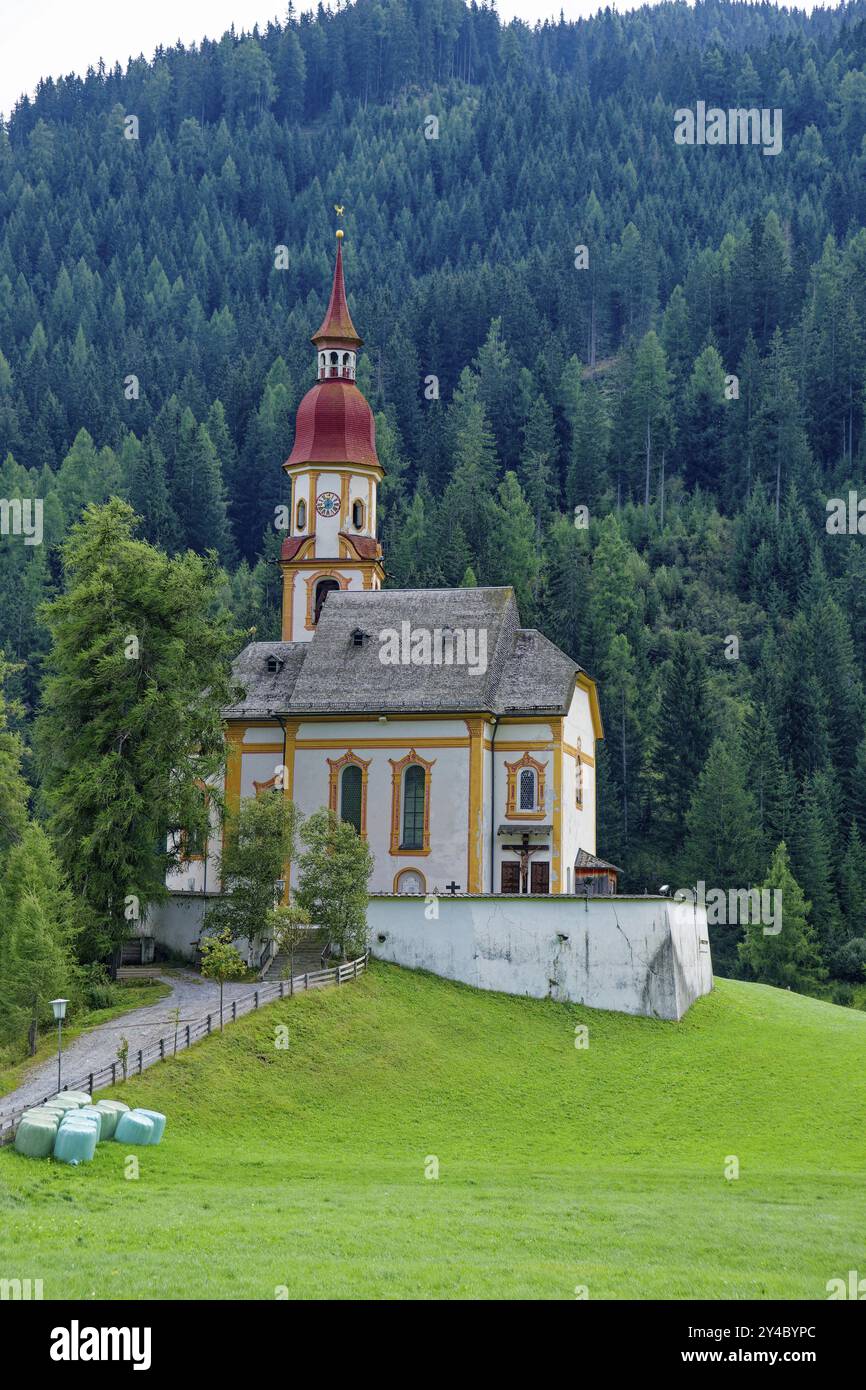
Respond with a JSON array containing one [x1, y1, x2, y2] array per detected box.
[[168, 234, 611, 902]]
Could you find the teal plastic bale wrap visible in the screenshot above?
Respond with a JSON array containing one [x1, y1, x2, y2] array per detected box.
[[21, 1107, 61, 1131], [53, 1121, 98, 1165], [94, 1100, 128, 1140], [134, 1109, 166, 1144], [113, 1110, 154, 1146], [14, 1114, 58, 1159], [75, 1106, 105, 1141], [54, 1090, 91, 1108], [49, 1095, 81, 1114]]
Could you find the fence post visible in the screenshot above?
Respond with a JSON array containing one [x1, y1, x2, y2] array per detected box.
[[280, 981, 284, 999], [186, 1024, 190, 1048], [112, 1063, 116, 1086], [304, 972, 308, 990], [255, 991, 259, 1010], [138, 1050, 143, 1075], [354, 958, 358, 980], [207, 1015, 211, 1035], [232, 1001, 237, 1022], [335, 964, 340, 985], [160, 1038, 165, 1061], [89, 1072, 94, 1093]]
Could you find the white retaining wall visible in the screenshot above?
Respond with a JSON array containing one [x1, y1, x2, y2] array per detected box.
[[149, 891, 713, 1020], [367, 893, 713, 1020]]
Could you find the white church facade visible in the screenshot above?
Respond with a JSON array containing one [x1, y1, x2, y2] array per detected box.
[[167, 233, 610, 903]]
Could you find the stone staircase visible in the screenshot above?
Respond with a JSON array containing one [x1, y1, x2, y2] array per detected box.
[[261, 931, 330, 982]]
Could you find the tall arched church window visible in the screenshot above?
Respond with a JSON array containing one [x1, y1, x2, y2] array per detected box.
[[340, 764, 363, 834], [327, 750, 370, 837], [352, 499, 364, 529], [389, 750, 435, 855], [402, 765, 426, 850], [296, 497, 306, 531]]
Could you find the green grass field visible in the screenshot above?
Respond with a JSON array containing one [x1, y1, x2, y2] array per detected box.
[[1, 962, 864, 1300]]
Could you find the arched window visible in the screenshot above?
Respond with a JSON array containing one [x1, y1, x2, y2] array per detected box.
[[340, 764, 363, 834], [318, 352, 326, 379], [342, 352, 351, 378], [519, 768, 537, 811], [504, 752, 546, 820], [395, 869, 425, 894], [329, 350, 338, 377], [402, 765, 426, 850], [352, 499, 364, 529], [314, 577, 340, 624], [296, 497, 306, 531]]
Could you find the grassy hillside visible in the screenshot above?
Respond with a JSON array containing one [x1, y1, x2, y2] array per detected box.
[[1, 962, 864, 1300]]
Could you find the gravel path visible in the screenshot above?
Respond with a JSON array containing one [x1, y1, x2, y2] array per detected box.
[[0, 970, 263, 1120]]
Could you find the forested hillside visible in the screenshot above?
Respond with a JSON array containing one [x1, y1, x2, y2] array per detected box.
[[3, 0, 866, 986]]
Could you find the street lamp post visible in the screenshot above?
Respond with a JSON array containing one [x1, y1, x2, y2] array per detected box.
[[50, 998, 69, 1093]]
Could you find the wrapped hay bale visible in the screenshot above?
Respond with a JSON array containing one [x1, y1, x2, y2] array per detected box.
[[134, 1109, 166, 1144], [53, 1121, 98, 1165], [49, 1095, 81, 1114], [113, 1110, 154, 1146], [14, 1114, 58, 1159], [75, 1106, 105, 1141], [54, 1090, 91, 1108], [94, 1100, 129, 1140], [22, 1107, 61, 1130]]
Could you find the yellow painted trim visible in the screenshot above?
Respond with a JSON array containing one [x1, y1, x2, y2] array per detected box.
[[389, 748, 435, 855], [241, 743, 285, 754], [496, 740, 556, 752], [340, 471, 349, 528], [295, 737, 469, 750], [552, 718, 564, 893], [327, 749, 371, 838], [465, 718, 486, 892], [309, 471, 318, 537], [504, 751, 548, 819], [304, 568, 350, 630], [281, 568, 293, 640], [284, 460, 384, 483], [393, 868, 427, 894], [576, 672, 604, 741]]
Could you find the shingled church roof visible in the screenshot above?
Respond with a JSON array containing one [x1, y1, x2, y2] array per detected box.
[[223, 587, 592, 719]]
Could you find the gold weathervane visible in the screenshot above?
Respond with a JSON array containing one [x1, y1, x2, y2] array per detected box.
[[334, 204, 345, 239]]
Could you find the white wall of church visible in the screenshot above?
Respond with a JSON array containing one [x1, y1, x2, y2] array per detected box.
[[368, 893, 713, 1021], [290, 717, 473, 896]]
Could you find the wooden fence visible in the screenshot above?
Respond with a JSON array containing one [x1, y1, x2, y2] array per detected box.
[[0, 951, 369, 1145]]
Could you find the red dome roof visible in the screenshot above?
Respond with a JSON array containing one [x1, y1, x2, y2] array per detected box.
[[285, 379, 379, 470]]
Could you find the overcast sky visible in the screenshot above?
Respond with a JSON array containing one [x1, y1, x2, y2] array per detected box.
[[0, 0, 829, 120]]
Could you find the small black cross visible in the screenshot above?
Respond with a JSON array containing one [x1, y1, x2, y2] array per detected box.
[[445, 881, 461, 895]]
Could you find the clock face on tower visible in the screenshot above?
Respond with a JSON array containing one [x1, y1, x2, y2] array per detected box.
[[316, 491, 340, 518]]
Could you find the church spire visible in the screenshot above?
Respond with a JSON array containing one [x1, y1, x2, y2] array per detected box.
[[312, 232, 362, 352]]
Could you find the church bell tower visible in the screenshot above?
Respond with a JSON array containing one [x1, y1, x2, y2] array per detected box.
[[279, 231, 384, 641]]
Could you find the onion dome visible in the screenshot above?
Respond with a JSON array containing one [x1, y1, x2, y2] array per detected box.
[[286, 379, 379, 469], [284, 233, 380, 471]]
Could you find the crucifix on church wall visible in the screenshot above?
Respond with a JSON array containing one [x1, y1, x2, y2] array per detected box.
[[502, 835, 549, 894]]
